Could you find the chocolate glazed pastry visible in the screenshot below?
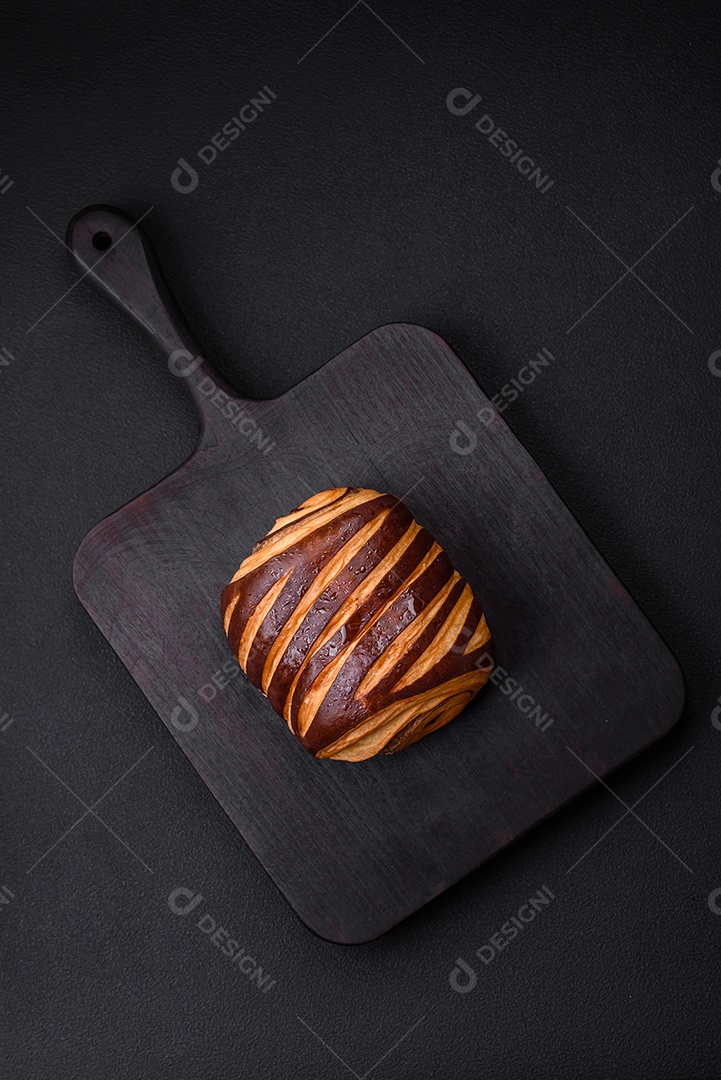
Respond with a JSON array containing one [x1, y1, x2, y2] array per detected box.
[[221, 488, 494, 761]]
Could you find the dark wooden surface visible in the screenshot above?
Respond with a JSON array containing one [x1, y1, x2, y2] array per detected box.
[[68, 206, 684, 944]]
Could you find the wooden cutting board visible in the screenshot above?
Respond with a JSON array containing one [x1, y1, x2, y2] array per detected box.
[[68, 205, 684, 943]]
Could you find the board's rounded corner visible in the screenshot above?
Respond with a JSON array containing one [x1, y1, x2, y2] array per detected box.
[[363, 322, 477, 380], [72, 516, 114, 603], [72, 526, 97, 599], [364, 320, 440, 344], [291, 907, 390, 946]]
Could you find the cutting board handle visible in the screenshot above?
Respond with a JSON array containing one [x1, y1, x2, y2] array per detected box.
[[66, 205, 238, 429]]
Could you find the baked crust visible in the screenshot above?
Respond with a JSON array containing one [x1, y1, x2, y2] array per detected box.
[[221, 487, 493, 761]]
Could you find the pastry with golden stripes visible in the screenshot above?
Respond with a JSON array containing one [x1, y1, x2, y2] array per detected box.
[[220, 487, 493, 761]]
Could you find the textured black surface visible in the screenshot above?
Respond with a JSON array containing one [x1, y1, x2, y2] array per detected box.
[[2, 0, 721, 1076]]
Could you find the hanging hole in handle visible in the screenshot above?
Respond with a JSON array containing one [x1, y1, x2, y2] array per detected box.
[[92, 231, 112, 251]]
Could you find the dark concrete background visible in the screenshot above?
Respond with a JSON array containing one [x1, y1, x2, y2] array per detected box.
[[2, 1, 721, 1077]]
